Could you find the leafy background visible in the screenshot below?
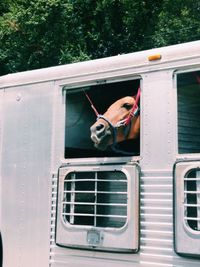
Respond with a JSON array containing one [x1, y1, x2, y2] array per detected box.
[[0, 0, 200, 75]]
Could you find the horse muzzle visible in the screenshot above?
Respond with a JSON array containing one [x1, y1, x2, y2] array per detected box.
[[90, 123, 112, 150]]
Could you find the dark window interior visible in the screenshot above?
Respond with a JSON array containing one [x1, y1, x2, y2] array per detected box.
[[177, 70, 200, 154], [65, 79, 140, 158]]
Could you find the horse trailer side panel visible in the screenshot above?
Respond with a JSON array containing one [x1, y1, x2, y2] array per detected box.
[[0, 41, 200, 267], [1, 83, 54, 267]]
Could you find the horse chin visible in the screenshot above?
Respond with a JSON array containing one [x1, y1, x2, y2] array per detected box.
[[92, 134, 112, 151], [94, 142, 108, 151]]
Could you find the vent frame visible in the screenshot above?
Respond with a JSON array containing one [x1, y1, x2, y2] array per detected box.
[[56, 163, 139, 252], [174, 161, 200, 257]]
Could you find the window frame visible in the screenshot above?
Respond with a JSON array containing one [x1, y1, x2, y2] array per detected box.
[[62, 75, 142, 164]]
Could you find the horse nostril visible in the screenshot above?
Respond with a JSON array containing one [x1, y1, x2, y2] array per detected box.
[[96, 124, 105, 132], [90, 123, 107, 141]]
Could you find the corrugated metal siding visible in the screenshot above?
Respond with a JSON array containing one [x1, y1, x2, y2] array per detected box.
[[50, 169, 200, 266], [50, 174, 58, 265], [140, 170, 200, 266], [140, 170, 174, 266]]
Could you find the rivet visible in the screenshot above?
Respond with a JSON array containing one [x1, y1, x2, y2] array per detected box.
[[16, 94, 21, 101]]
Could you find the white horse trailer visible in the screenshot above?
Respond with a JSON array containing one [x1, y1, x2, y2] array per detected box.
[[1, 40, 200, 267]]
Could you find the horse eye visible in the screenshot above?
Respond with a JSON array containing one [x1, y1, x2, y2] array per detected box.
[[122, 103, 132, 110]]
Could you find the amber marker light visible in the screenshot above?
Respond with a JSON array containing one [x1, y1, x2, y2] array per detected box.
[[148, 54, 162, 61]]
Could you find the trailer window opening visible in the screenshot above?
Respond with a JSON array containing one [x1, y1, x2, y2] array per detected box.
[[177, 70, 200, 154], [64, 79, 140, 158]]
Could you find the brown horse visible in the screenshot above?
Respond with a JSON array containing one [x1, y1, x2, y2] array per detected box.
[[90, 91, 140, 152]]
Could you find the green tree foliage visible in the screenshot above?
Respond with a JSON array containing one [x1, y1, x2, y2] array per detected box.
[[152, 0, 200, 46], [0, 0, 199, 75], [0, 0, 87, 74]]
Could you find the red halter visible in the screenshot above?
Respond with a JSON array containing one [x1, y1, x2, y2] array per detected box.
[[84, 91, 100, 117]]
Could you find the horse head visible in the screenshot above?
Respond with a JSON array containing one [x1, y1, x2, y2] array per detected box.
[[90, 94, 140, 151]]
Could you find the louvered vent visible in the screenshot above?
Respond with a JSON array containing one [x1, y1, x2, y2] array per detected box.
[[62, 171, 127, 228], [184, 169, 200, 231]]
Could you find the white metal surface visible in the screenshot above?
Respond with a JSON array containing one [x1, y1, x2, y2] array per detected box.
[[0, 83, 55, 266]]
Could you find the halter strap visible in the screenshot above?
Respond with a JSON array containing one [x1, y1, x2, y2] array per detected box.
[[124, 87, 141, 126], [84, 91, 100, 117]]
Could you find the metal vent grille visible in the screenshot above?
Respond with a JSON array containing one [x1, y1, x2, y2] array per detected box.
[[62, 171, 128, 228], [184, 169, 200, 231]]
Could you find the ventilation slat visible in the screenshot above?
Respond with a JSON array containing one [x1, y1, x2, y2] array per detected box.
[[184, 217, 200, 221], [63, 202, 127, 206], [64, 179, 127, 183], [184, 178, 200, 181], [64, 190, 127, 194], [184, 204, 200, 207], [62, 212, 127, 218], [184, 190, 200, 194]]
